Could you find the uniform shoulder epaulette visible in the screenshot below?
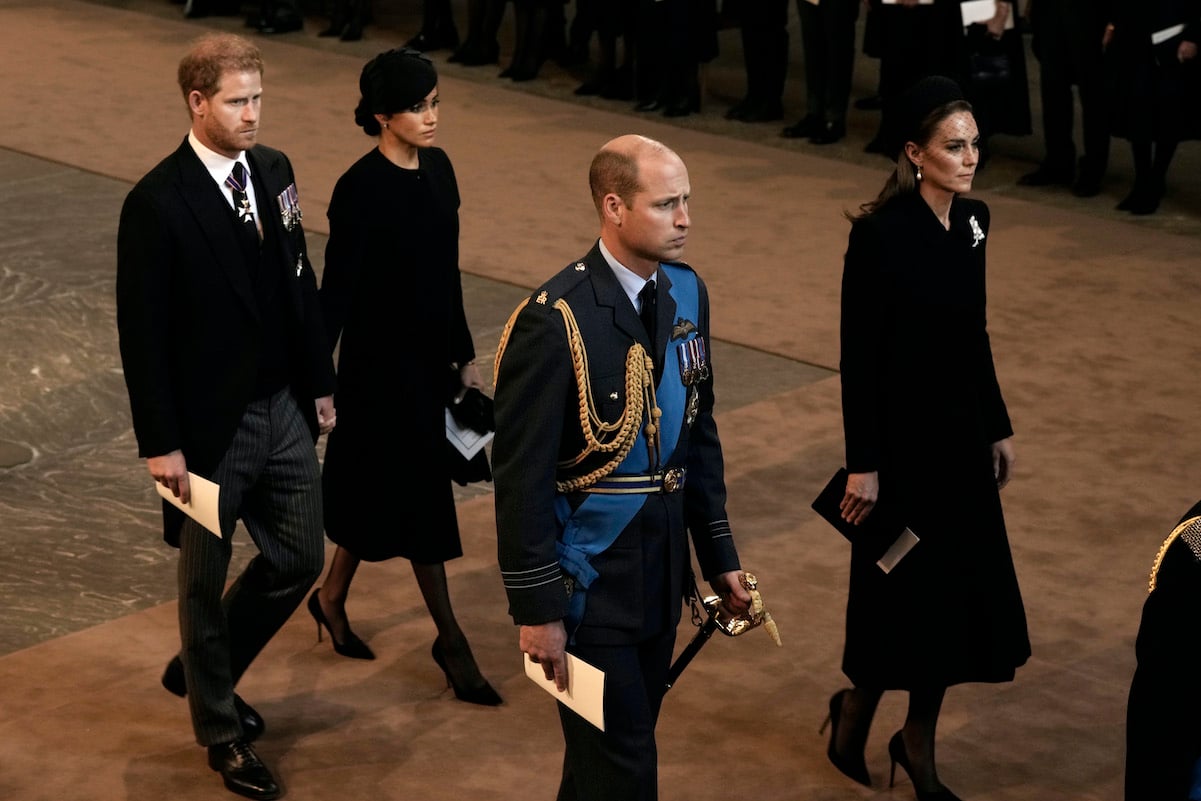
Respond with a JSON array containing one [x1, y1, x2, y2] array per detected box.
[[496, 260, 590, 382], [527, 260, 592, 309]]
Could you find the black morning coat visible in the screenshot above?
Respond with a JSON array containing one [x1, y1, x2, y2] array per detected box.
[[116, 138, 336, 545]]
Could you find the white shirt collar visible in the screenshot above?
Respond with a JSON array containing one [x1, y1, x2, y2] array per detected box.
[[188, 131, 257, 211], [598, 238, 658, 310]]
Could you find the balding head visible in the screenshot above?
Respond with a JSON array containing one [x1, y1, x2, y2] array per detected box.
[[588, 135, 681, 217], [589, 135, 691, 278]]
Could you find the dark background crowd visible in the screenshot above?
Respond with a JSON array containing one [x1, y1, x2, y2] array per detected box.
[[173, 0, 1200, 217]]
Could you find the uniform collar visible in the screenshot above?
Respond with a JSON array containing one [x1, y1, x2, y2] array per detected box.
[[598, 237, 658, 310]]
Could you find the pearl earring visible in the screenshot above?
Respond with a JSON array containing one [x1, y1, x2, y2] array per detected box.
[[915, 166, 923, 181]]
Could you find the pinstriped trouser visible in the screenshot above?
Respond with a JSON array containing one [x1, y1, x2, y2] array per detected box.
[[176, 388, 325, 746]]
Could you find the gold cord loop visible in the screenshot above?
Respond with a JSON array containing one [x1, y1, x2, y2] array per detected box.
[[494, 296, 661, 494], [1148, 515, 1201, 593]]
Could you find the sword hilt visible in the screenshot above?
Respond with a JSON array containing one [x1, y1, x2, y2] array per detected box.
[[664, 572, 782, 692]]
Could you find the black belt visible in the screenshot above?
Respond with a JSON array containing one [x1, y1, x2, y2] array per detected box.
[[582, 468, 686, 494]]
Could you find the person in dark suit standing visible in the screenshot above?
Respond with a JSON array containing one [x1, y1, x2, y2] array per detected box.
[[781, 0, 861, 143], [249, 1, 305, 35], [1018, 0, 1110, 195], [116, 32, 336, 801], [947, 0, 1032, 164], [862, 0, 946, 155], [726, 0, 788, 123], [492, 134, 752, 800], [632, 0, 715, 116], [1103, 0, 1200, 214]]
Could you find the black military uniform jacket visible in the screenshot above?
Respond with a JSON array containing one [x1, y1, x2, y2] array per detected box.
[[492, 241, 741, 644]]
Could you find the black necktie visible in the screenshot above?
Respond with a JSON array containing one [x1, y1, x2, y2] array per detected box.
[[638, 279, 657, 345], [225, 162, 259, 246]]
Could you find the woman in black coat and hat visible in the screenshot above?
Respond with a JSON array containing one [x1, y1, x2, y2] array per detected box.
[[824, 75, 1030, 801], [312, 47, 501, 706]]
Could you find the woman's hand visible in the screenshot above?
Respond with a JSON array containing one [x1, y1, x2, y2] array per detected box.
[[457, 361, 485, 399], [841, 470, 879, 525], [986, 1, 1009, 38], [315, 395, 336, 435], [992, 437, 1016, 489]]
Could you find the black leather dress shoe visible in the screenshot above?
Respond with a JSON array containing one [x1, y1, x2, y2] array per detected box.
[[161, 658, 265, 742], [1071, 173, 1103, 198], [450, 40, 500, 65], [208, 740, 280, 800], [574, 76, 607, 96], [809, 121, 846, 145], [724, 98, 751, 120], [257, 12, 303, 34], [662, 95, 699, 117], [1125, 178, 1165, 215], [405, 27, 460, 52], [183, 0, 240, 18], [1071, 159, 1105, 198], [781, 115, 820, 139], [598, 67, 634, 100], [738, 100, 784, 123], [1017, 163, 1074, 187], [634, 98, 665, 113]]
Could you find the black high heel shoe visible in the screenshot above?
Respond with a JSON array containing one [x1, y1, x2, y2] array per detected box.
[[819, 689, 871, 786], [307, 590, 375, 660], [888, 730, 964, 801], [431, 640, 503, 706]]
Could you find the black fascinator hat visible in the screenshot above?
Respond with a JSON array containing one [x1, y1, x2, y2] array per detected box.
[[881, 75, 968, 158], [353, 47, 437, 132]]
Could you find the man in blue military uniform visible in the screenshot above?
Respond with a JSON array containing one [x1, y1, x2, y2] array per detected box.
[[492, 134, 752, 800]]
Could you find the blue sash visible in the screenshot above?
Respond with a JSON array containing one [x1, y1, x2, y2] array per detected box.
[[554, 263, 699, 639]]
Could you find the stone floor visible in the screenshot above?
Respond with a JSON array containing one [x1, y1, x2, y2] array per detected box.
[[0, 2, 1199, 800], [0, 143, 829, 655]]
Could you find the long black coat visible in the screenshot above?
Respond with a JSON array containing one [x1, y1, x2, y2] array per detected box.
[[839, 192, 1030, 689], [319, 147, 475, 562], [1104, 0, 1201, 143]]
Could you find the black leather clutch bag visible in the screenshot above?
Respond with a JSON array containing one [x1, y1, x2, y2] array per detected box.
[[446, 388, 494, 487], [811, 468, 907, 561], [965, 24, 1012, 87]]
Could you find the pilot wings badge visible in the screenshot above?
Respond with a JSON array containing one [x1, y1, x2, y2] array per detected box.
[[671, 318, 697, 341]]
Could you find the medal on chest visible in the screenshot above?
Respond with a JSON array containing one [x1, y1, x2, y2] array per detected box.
[[677, 335, 709, 426]]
